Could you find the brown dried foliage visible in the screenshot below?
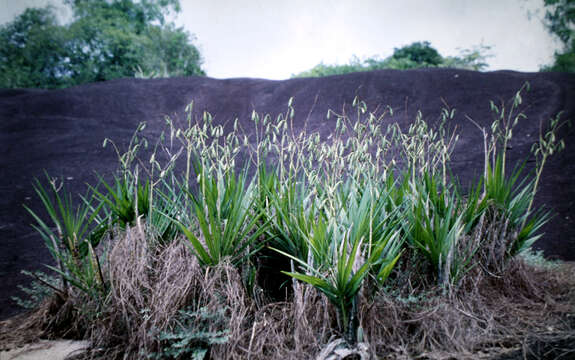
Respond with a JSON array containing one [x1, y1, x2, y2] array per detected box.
[[4, 225, 574, 359], [78, 224, 254, 359], [362, 258, 575, 359]]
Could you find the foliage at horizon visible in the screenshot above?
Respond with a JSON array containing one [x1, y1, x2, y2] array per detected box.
[[293, 41, 492, 78], [542, 0, 575, 72], [0, 0, 205, 89]]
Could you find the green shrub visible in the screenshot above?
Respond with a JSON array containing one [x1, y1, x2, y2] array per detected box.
[[147, 307, 229, 360], [293, 41, 491, 77], [25, 175, 106, 299], [175, 163, 268, 267]]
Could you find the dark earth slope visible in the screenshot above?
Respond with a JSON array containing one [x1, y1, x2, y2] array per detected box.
[[1, 68, 574, 320]]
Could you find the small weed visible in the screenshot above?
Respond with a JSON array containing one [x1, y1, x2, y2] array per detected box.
[[11, 270, 59, 310], [147, 307, 229, 360]]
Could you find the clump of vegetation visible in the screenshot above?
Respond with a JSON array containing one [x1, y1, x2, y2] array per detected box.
[[293, 41, 492, 77], [6, 84, 574, 359]]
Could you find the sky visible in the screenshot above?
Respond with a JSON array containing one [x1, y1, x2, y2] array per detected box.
[[0, 0, 561, 80]]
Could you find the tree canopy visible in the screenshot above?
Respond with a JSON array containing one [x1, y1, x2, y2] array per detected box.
[[542, 0, 575, 72], [0, 0, 205, 89], [293, 41, 491, 78]]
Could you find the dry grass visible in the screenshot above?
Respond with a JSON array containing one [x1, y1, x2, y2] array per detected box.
[[84, 224, 200, 358], [98, 238, 572, 359], [0, 272, 91, 351], [362, 258, 575, 359], [5, 208, 574, 359], [74, 223, 254, 359], [3, 236, 574, 359], [82, 224, 336, 359], [218, 283, 334, 359]]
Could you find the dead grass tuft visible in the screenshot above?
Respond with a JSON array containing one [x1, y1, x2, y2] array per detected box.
[[361, 258, 575, 359], [5, 227, 573, 359], [67, 224, 250, 359], [0, 284, 92, 351], [216, 283, 334, 359]]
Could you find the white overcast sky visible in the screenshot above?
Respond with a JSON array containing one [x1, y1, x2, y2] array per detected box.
[[0, 0, 561, 79]]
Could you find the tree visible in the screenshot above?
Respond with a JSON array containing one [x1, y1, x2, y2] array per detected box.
[[0, 7, 70, 88], [542, 0, 575, 72], [66, 0, 182, 25], [293, 42, 491, 78], [0, 0, 204, 89], [390, 41, 442, 66]]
